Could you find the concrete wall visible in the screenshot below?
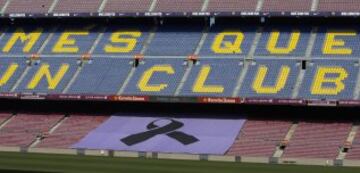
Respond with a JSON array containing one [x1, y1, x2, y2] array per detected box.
[[343, 160, 360, 167], [278, 157, 334, 166], [0, 147, 359, 167]]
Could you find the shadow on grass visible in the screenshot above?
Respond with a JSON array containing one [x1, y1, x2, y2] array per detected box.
[[0, 169, 62, 173]]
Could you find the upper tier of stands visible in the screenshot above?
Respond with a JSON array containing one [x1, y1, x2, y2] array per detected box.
[[1, 0, 360, 14], [0, 23, 359, 100], [1, 23, 360, 58]]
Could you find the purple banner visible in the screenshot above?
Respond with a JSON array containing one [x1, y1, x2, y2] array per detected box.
[[72, 116, 245, 155]]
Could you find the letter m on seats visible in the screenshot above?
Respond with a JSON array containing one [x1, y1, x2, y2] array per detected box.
[[3, 28, 43, 53], [27, 64, 69, 90]]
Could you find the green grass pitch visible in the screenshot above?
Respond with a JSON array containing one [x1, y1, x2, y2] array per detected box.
[[0, 152, 359, 173]]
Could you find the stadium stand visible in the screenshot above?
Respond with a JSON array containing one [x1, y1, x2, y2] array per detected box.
[[317, 0, 360, 12], [1, 0, 360, 170], [0, 25, 51, 55], [1, 23, 360, 59], [0, 0, 6, 10], [312, 27, 360, 57], [41, 24, 101, 55], [92, 23, 151, 55], [102, 0, 152, 13], [52, 0, 103, 13], [36, 115, 108, 148], [227, 120, 292, 157], [180, 58, 242, 97], [345, 128, 360, 160], [67, 58, 133, 94], [0, 113, 63, 147], [0, 111, 357, 161], [206, 0, 258, 12], [153, 0, 204, 12], [4, 0, 52, 14], [13, 57, 78, 94], [145, 24, 203, 56], [254, 26, 311, 57], [0, 23, 360, 100], [122, 58, 187, 96], [0, 113, 11, 125], [4, 0, 360, 15], [261, 0, 312, 12], [198, 24, 256, 56], [0, 57, 27, 92], [282, 121, 351, 159], [298, 60, 358, 100], [239, 59, 300, 98]]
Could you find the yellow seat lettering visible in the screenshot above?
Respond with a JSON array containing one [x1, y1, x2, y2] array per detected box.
[[138, 65, 174, 92], [311, 67, 348, 95], [52, 28, 91, 53], [192, 66, 224, 93], [252, 65, 290, 94], [0, 64, 18, 86], [3, 28, 43, 53], [211, 32, 244, 54], [267, 30, 300, 54], [104, 31, 141, 53], [27, 64, 69, 90], [322, 31, 356, 55]]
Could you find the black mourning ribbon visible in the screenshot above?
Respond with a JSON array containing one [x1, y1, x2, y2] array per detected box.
[[121, 118, 199, 146]]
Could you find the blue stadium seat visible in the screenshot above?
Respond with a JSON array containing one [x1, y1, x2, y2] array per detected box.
[[255, 26, 311, 57], [312, 27, 360, 57], [14, 57, 78, 94], [180, 58, 242, 97], [0, 25, 50, 55], [67, 57, 133, 94], [122, 58, 187, 96], [145, 24, 203, 56], [239, 59, 300, 98], [199, 24, 255, 57], [93, 24, 151, 55], [42, 24, 101, 54], [298, 60, 358, 99], [0, 57, 28, 92]]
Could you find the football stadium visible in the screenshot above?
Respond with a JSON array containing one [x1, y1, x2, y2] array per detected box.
[[1, 0, 360, 173]]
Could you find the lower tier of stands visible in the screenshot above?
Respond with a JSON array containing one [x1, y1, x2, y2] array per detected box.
[[0, 113, 11, 125], [346, 128, 360, 160], [282, 122, 351, 159], [0, 113, 63, 147], [0, 113, 359, 160], [226, 120, 292, 157], [36, 115, 109, 148]]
